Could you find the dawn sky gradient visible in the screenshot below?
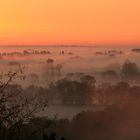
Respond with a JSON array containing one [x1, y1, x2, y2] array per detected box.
[[0, 0, 140, 45]]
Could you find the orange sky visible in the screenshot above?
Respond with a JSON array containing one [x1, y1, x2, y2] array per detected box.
[[0, 0, 140, 46]]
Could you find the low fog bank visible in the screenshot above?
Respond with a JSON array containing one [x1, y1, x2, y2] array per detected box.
[[4, 58, 140, 88], [0, 46, 140, 140], [4, 69, 140, 119]]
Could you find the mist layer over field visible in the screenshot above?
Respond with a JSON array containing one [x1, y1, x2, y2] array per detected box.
[[0, 46, 140, 140]]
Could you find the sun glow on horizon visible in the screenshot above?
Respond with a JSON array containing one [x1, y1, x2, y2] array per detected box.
[[0, 0, 140, 46]]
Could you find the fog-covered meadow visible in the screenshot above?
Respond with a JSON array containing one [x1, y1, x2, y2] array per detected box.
[[0, 46, 139, 140]]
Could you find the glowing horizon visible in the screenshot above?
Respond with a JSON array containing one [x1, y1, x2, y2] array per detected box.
[[0, 0, 140, 46]]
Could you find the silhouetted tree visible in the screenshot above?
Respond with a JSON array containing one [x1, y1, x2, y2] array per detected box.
[[121, 60, 139, 79], [49, 75, 96, 105], [0, 66, 47, 140]]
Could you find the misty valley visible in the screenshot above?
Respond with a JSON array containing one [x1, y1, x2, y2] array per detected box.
[[0, 46, 139, 140]]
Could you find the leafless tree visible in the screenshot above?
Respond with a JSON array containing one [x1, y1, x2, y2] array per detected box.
[[0, 65, 47, 140]]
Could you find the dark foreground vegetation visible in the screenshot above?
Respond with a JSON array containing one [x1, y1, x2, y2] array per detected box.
[[26, 104, 140, 140], [0, 63, 139, 140], [1, 104, 139, 140]]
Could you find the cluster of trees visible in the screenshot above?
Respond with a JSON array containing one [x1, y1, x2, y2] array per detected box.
[[0, 63, 139, 139], [0, 86, 139, 140], [18, 104, 140, 140], [3, 68, 140, 108], [48, 79, 140, 106], [43, 59, 63, 84], [7, 73, 140, 107], [121, 60, 140, 78], [0, 49, 52, 59], [94, 49, 123, 56], [47, 75, 96, 105], [15, 74, 140, 106], [0, 49, 74, 58], [101, 60, 140, 83], [23, 49, 51, 56], [8, 60, 140, 87]]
